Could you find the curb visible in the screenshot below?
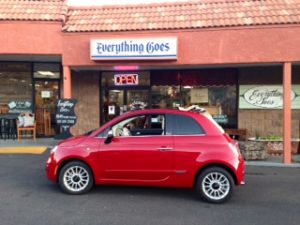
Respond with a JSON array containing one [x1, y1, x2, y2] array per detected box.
[[246, 161, 300, 168]]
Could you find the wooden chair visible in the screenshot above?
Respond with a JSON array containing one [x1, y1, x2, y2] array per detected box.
[[17, 116, 36, 141], [0, 105, 9, 114], [36, 108, 52, 136]]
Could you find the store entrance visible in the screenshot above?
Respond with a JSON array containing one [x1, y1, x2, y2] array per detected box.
[[34, 80, 60, 136], [101, 88, 150, 124]]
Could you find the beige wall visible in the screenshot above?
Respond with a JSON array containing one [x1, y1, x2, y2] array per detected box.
[[71, 71, 100, 135], [238, 110, 300, 139]]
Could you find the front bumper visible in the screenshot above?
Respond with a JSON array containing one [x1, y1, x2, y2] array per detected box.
[[46, 153, 58, 182]]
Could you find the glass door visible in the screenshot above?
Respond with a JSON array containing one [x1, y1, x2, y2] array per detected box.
[[101, 89, 150, 124], [34, 80, 60, 136], [102, 89, 125, 124], [101, 71, 151, 124]]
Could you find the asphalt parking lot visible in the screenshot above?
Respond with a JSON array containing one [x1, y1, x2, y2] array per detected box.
[[0, 152, 300, 225]]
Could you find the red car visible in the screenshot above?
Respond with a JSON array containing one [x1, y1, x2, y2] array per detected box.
[[46, 108, 245, 203]]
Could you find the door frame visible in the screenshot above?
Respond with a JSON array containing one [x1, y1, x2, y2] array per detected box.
[[33, 78, 61, 136]]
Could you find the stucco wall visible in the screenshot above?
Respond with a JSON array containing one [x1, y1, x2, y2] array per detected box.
[[62, 26, 300, 67], [0, 21, 62, 55]]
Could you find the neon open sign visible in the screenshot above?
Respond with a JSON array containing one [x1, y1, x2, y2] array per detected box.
[[114, 74, 139, 86]]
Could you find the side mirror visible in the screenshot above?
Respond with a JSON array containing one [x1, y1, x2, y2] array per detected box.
[[104, 130, 114, 144]]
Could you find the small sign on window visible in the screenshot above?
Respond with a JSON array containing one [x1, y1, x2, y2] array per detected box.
[[108, 106, 115, 115], [41, 91, 51, 98]]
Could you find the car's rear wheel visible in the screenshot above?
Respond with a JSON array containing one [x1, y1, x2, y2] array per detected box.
[[196, 167, 234, 203], [58, 161, 93, 194]]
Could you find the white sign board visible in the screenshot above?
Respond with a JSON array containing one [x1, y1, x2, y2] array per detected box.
[[239, 85, 300, 109], [90, 37, 177, 60], [190, 88, 208, 103], [108, 106, 115, 115], [41, 91, 51, 98]]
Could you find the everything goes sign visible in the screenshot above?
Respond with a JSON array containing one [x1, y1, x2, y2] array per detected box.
[[239, 85, 300, 109], [90, 37, 177, 60]]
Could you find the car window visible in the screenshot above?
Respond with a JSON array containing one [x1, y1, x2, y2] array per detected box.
[[111, 114, 165, 137], [173, 114, 205, 135]]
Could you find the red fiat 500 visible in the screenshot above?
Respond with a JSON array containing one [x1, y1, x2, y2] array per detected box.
[[46, 108, 245, 203]]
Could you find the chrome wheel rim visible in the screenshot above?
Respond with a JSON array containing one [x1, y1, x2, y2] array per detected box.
[[202, 172, 230, 200], [63, 166, 89, 192]]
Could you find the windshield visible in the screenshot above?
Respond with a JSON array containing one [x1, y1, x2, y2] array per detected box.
[[83, 129, 96, 136]]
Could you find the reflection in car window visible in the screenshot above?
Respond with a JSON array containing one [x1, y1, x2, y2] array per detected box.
[[174, 115, 205, 135], [111, 114, 165, 137], [97, 128, 110, 138]]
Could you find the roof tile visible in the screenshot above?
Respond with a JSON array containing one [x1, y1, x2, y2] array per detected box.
[[0, 0, 66, 21], [1, 0, 300, 32]]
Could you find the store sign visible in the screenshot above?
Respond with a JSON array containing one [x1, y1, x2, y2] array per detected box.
[[239, 85, 300, 109], [90, 37, 177, 60], [56, 99, 77, 139], [8, 101, 32, 113], [114, 74, 138, 86]]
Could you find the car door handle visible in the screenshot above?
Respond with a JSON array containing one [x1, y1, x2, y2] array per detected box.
[[157, 147, 173, 151]]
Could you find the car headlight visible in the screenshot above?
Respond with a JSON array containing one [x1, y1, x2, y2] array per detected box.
[[50, 145, 58, 154]]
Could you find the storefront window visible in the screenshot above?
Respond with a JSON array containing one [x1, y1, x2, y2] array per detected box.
[[151, 86, 180, 108], [150, 69, 237, 128], [0, 62, 32, 112], [100, 69, 237, 128], [181, 86, 237, 128]]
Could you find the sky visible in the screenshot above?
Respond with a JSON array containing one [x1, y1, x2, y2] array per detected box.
[[67, 0, 189, 6]]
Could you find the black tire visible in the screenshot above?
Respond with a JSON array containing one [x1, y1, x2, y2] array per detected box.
[[58, 161, 94, 195], [195, 167, 234, 203]]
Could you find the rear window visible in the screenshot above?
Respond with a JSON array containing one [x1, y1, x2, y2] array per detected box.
[[173, 115, 205, 135]]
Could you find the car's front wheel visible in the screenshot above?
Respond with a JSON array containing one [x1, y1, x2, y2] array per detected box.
[[196, 167, 234, 203], [58, 161, 94, 194]]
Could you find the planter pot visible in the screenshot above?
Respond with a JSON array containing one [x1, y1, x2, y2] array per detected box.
[[266, 141, 299, 155]]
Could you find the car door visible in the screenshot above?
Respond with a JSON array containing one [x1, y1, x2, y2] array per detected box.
[[97, 114, 174, 184], [167, 114, 207, 185]]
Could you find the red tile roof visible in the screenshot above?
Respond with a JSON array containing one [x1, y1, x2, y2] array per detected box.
[[0, 0, 67, 21], [63, 0, 300, 32], [1, 0, 300, 32]]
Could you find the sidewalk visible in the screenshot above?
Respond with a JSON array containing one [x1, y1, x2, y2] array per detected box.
[[0, 138, 58, 148], [0, 138, 58, 154]]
